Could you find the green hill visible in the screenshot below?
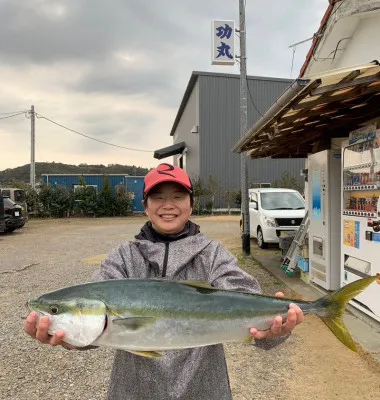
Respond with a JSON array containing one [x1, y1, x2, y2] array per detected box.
[[0, 162, 150, 184]]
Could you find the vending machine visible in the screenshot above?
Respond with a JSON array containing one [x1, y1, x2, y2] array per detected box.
[[308, 150, 342, 290], [341, 127, 380, 322]]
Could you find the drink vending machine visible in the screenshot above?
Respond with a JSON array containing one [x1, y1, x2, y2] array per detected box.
[[341, 127, 380, 322], [308, 150, 342, 290]]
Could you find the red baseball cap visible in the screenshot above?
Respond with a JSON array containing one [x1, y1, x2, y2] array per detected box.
[[143, 163, 192, 197]]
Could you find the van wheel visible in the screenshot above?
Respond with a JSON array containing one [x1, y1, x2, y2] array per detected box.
[[257, 227, 267, 249]]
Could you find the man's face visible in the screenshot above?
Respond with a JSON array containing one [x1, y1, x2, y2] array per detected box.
[[143, 182, 192, 235]]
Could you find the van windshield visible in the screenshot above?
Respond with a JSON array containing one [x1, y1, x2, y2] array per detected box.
[[260, 192, 304, 210]]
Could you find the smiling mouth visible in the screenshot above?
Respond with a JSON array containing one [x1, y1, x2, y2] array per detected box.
[[160, 215, 177, 220]]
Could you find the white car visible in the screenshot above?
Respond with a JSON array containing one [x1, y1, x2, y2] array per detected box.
[[242, 188, 305, 249]]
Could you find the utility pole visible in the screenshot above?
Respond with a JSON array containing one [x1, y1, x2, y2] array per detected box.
[[30, 105, 36, 189], [238, 0, 250, 255]]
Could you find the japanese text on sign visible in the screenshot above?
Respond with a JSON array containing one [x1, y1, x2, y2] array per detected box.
[[211, 20, 235, 66]]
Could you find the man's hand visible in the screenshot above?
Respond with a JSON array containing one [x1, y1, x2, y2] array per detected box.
[[24, 312, 76, 349], [249, 292, 304, 340]]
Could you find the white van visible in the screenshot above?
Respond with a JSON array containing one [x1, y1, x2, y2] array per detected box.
[[244, 188, 305, 248]]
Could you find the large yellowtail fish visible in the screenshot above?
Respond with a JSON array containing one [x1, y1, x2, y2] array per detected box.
[[27, 274, 380, 358]]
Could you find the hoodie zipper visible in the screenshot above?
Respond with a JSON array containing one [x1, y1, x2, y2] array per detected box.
[[162, 242, 169, 277]]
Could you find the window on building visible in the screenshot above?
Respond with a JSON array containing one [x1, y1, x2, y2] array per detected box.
[[73, 184, 98, 193]]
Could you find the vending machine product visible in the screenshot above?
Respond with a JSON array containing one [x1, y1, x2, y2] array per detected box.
[[308, 150, 342, 290], [341, 128, 380, 321]]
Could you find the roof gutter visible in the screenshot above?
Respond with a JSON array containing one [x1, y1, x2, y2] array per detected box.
[[232, 78, 310, 153]]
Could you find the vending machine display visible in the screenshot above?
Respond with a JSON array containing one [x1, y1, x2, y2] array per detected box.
[[341, 129, 380, 321]]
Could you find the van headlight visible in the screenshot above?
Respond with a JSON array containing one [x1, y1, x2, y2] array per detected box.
[[263, 216, 277, 227]]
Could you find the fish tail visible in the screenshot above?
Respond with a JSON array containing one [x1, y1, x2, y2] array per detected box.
[[314, 273, 380, 352]]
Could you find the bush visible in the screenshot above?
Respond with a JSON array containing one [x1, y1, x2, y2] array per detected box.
[[114, 185, 134, 216], [13, 178, 135, 218], [73, 177, 98, 216], [38, 184, 74, 218]]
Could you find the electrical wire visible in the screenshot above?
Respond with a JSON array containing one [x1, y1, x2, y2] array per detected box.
[[312, 37, 351, 63], [241, 0, 264, 117], [0, 110, 28, 116], [246, 79, 264, 117], [0, 112, 27, 121], [290, 46, 296, 78], [308, 1, 348, 64], [330, 0, 347, 20], [35, 113, 154, 153]]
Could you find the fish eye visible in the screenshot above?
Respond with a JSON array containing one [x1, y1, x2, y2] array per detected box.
[[50, 306, 59, 314]]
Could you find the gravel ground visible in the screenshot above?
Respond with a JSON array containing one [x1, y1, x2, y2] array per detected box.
[[1, 216, 379, 400]]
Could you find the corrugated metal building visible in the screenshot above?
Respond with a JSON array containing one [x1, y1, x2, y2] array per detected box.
[[155, 71, 306, 207], [41, 174, 145, 212]]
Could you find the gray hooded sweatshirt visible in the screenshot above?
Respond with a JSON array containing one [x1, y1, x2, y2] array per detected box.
[[92, 221, 287, 400]]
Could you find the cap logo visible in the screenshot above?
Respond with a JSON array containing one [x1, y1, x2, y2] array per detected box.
[[157, 163, 175, 178]]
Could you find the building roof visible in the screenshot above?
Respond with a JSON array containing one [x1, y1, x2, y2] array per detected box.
[[154, 141, 186, 159], [299, 0, 380, 77], [169, 71, 292, 137], [299, 0, 343, 77], [232, 61, 380, 158]]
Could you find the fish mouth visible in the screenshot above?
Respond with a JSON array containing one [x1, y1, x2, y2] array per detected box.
[[25, 300, 46, 317], [25, 300, 32, 312]]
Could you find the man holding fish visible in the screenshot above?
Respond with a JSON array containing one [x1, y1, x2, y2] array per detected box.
[[23, 163, 307, 399]]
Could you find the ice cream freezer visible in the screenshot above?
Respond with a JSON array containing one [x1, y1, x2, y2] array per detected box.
[[341, 127, 380, 322]]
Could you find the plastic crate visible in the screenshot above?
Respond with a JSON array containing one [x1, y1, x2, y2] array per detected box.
[[297, 255, 309, 272]]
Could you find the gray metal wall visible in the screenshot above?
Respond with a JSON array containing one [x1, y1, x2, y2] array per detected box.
[[199, 74, 305, 207], [172, 80, 200, 179]]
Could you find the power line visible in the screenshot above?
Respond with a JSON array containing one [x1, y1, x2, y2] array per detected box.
[[240, 0, 263, 118], [0, 110, 28, 116], [35, 113, 154, 153], [0, 112, 27, 121], [246, 78, 264, 117]]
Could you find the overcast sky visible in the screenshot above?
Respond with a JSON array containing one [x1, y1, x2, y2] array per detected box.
[[0, 0, 327, 171]]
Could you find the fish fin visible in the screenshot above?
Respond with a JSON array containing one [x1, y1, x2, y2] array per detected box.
[[316, 273, 380, 352], [125, 350, 162, 358], [242, 335, 253, 344], [151, 278, 215, 290], [177, 280, 215, 289], [112, 316, 156, 331], [320, 317, 357, 352]]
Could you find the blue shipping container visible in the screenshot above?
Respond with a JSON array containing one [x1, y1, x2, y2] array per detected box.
[[41, 174, 145, 212]]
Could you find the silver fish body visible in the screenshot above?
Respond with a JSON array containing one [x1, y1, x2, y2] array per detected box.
[[27, 275, 380, 355]]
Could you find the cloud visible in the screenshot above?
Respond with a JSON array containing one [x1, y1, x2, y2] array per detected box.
[[0, 0, 327, 171]]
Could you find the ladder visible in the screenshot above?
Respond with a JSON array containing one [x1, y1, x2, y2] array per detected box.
[[281, 210, 310, 276]]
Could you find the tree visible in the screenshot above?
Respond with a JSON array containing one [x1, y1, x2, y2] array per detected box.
[[97, 176, 116, 216], [273, 172, 303, 192], [205, 175, 219, 215], [38, 184, 74, 218], [224, 189, 241, 214], [191, 177, 208, 215], [74, 176, 98, 216], [115, 185, 133, 216]]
